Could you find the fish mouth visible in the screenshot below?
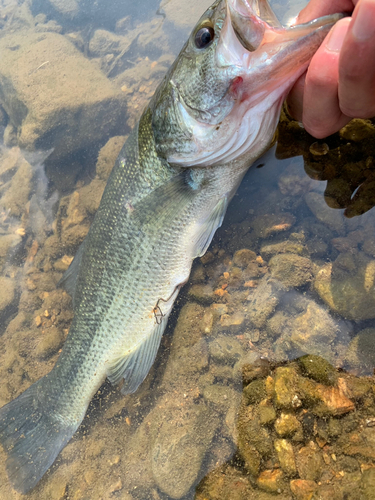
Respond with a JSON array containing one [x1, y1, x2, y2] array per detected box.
[[217, 0, 343, 97]]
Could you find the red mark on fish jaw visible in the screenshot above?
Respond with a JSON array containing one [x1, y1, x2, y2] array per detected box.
[[230, 76, 248, 103]]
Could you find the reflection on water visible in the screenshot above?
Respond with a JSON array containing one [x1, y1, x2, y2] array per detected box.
[[0, 0, 375, 499]]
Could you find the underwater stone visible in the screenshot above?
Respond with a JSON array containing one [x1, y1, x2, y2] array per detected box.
[[274, 413, 301, 438], [150, 396, 219, 499], [256, 469, 285, 493], [260, 240, 307, 258], [314, 259, 375, 321], [289, 479, 318, 500], [0, 277, 16, 315], [305, 191, 345, 233], [269, 253, 313, 288], [251, 213, 296, 239], [345, 328, 375, 375], [0, 31, 127, 164], [209, 335, 245, 366], [96, 135, 127, 181], [298, 355, 338, 386], [274, 439, 297, 476], [243, 379, 267, 405], [296, 443, 323, 482], [246, 276, 286, 328], [233, 248, 257, 268]]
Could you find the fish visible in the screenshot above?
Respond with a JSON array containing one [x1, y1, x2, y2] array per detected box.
[[0, 0, 341, 493]]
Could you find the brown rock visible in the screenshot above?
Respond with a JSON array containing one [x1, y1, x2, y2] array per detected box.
[[233, 248, 257, 268], [257, 469, 285, 493], [290, 479, 318, 500], [96, 135, 127, 181], [296, 442, 323, 481]]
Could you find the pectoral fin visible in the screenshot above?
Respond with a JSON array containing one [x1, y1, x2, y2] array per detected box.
[[192, 196, 228, 258]]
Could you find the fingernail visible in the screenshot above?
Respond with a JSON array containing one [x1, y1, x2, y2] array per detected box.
[[325, 22, 347, 52], [352, 1, 375, 41]]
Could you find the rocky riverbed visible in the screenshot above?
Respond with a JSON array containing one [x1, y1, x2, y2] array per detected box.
[[0, 0, 375, 499]]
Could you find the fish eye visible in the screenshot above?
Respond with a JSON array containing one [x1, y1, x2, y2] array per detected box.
[[194, 25, 215, 49]]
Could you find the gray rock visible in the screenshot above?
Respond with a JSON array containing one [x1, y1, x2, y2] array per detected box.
[[246, 275, 286, 328], [209, 335, 245, 366], [305, 191, 345, 233], [345, 328, 375, 375], [269, 253, 313, 288], [0, 31, 127, 164], [314, 254, 375, 320], [150, 395, 219, 498], [0, 277, 16, 314], [89, 29, 131, 57]]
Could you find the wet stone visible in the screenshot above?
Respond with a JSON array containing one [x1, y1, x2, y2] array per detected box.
[[290, 479, 318, 500], [298, 354, 338, 386], [296, 443, 323, 481], [188, 283, 215, 305], [269, 253, 313, 288], [274, 439, 297, 476], [273, 366, 301, 409], [274, 412, 301, 438], [257, 469, 285, 494], [361, 468, 375, 500], [305, 192, 345, 234], [246, 276, 286, 328], [0, 276, 16, 315], [243, 379, 267, 405], [209, 335, 245, 366], [258, 403, 277, 426], [233, 248, 257, 268]]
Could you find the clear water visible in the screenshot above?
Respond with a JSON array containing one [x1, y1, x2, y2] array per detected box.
[[1, 1, 375, 499]]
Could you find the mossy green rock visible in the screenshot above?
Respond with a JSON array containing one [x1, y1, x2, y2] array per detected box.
[[298, 354, 338, 386]]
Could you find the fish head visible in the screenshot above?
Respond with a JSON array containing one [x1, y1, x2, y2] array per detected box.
[[151, 0, 342, 167]]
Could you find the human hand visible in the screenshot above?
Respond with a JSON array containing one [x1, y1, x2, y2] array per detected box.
[[287, 0, 375, 139]]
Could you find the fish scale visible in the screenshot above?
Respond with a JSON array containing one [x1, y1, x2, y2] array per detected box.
[[0, 0, 342, 493]]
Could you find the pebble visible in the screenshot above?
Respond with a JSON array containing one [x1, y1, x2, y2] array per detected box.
[[269, 253, 313, 288], [290, 479, 318, 500], [274, 439, 297, 476], [274, 412, 301, 438], [256, 469, 285, 493]]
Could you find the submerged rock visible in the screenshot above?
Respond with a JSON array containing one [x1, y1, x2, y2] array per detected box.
[[314, 256, 375, 320], [269, 253, 313, 288], [0, 30, 127, 164]]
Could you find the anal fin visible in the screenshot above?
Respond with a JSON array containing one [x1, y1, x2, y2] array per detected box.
[[106, 301, 175, 394]]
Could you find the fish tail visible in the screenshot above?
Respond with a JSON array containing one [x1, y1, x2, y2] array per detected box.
[[0, 379, 79, 493]]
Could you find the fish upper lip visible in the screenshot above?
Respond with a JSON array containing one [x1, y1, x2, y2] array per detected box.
[[217, 0, 343, 74]]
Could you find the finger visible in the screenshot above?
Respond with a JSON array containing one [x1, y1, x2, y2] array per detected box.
[[297, 0, 357, 24], [302, 18, 352, 138], [286, 73, 306, 121], [338, 0, 375, 117]]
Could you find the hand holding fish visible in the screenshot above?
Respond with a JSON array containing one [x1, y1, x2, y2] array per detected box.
[[287, 0, 375, 138]]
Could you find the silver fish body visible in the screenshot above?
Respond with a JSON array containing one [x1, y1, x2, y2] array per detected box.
[[0, 0, 341, 493]]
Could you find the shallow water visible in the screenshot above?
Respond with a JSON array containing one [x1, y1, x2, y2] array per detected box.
[[0, 0, 375, 499]]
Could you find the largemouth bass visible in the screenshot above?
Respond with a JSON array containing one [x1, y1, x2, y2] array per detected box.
[[0, 0, 341, 493]]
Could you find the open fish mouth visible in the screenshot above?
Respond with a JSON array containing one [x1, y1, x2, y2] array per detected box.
[[217, 0, 343, 96]]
